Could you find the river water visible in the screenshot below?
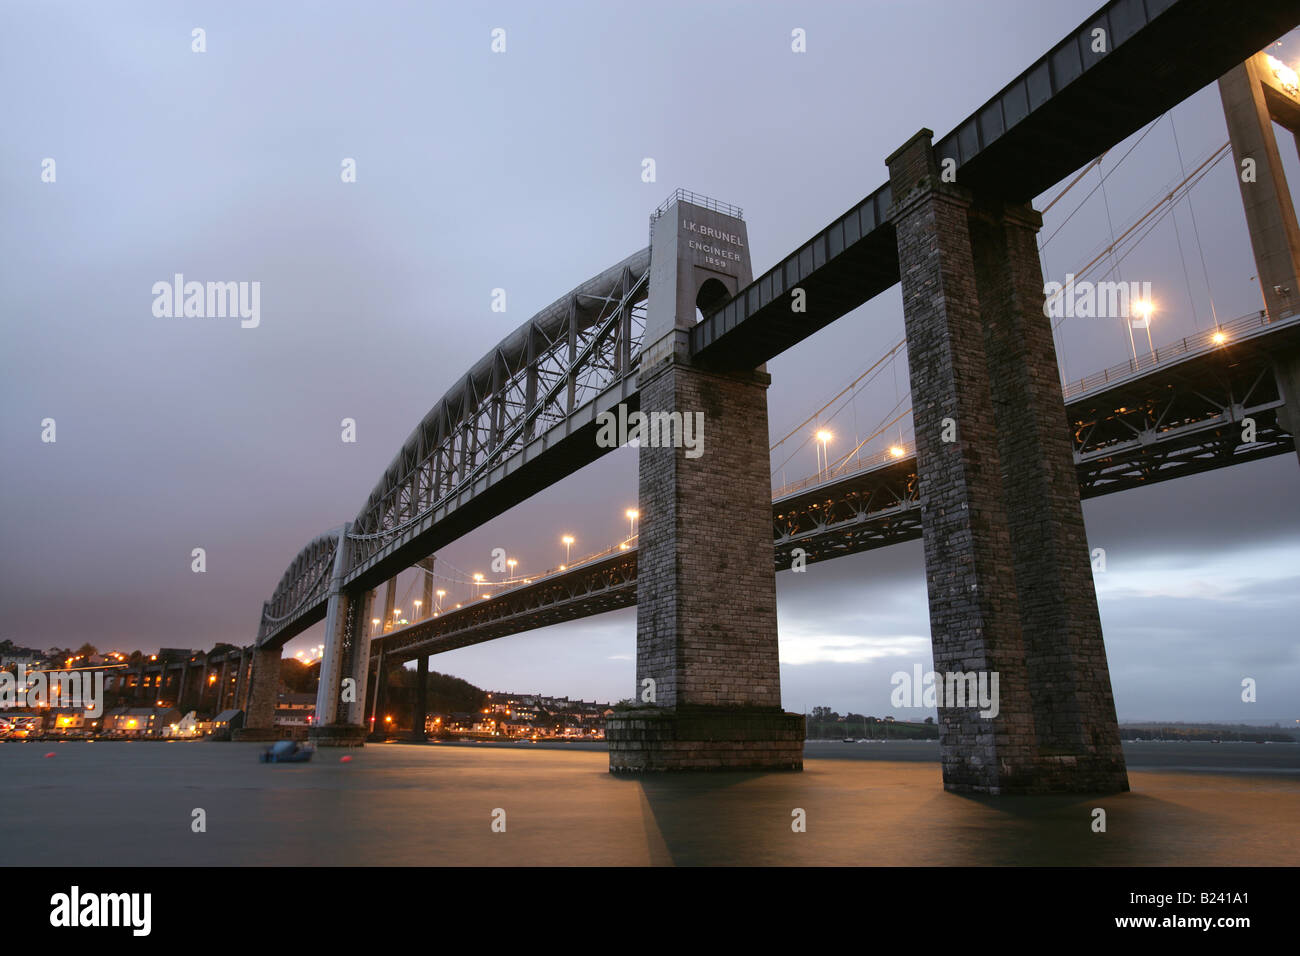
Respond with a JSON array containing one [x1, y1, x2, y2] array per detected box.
[[1, 740, 1295, 866]]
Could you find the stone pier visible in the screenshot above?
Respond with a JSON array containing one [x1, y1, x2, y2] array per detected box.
[[232, 645, 281, 741], [885, 130, 1127, 793], [607, 192, 804, 771]]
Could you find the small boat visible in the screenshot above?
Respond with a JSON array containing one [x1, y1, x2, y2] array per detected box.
[[259, 740, 314, 763]]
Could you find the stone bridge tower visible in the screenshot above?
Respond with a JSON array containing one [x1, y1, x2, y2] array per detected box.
[[607, 191, 805, 771]]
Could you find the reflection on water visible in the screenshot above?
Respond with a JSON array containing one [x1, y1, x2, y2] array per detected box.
[[0, 741, 1294, 866]]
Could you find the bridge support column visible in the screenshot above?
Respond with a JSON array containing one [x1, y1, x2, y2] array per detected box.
[[418, 557, 435, 621], [309, 526, 371, 746], [607, 192, 803, 771], [368, 648, 391, 738], [233, 646, 281, 741], [411, 655, 428, 740], [307, 585, 373, 747], [885, 129, 1127, 794], [1276, 350, 1300, 468], [1219, 54, 1300, 323]]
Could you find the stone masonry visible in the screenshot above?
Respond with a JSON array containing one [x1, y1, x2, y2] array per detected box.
[[607, 195, 804, 771], [886, 130, 1128, 794], [233, 645, 281, 741]]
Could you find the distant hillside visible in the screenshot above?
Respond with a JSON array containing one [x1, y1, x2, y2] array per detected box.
[[1120, 721, 1299, 742], [380, 667, 488, 720]]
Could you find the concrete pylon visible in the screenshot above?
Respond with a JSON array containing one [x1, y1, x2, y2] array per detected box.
[[412, 654, 429, 741], [418, 556, 435, 621], [1219, 53, 1300, 324], [1218, 53, 1300, 468], [606, 191, 805, 771], [885, 130, 1127, 794]]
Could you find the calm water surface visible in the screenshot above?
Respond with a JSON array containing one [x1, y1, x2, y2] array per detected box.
[[1, 740, 1295, 866]]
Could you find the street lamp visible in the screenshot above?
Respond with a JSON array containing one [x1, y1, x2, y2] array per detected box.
[[413, 599, 422, 620], [626, 509, 639, 539], [816, 429, 833, 482], [506, 558, 517, 579], [371, 617, 381, 636], [562, 534, 574, 563], [473, 572, 484, 596], [435, 589, 445, 613], [1129, 298, 1155, 360]]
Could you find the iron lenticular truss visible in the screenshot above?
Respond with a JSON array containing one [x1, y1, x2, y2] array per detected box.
[[257, 531, 340, 641], [346, 247, 650, 561], [258, 248, 650, 644]]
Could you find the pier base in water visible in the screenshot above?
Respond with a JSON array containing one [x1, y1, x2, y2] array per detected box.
[[607, 707, 804, 771]]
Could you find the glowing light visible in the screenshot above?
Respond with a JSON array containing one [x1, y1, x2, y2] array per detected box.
[[1131, 299, 1154, 320], [889, 445, 906, 458], [1212, 331, 1227, 345], [816, 429, 832, 443], [1265, 53, 1299, 95]]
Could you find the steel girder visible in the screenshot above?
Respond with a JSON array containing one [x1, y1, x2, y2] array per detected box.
[[258, 250, 649, 646], [257, 532, 339, 643], [378, 551, 639, 660], [345, 251, 649, 567], [1069, 314, 1300, 497]]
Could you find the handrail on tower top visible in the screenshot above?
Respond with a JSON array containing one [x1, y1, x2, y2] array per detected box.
[[649, 188, 744, 244]]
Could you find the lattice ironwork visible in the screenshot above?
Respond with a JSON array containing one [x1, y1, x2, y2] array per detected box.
[[258, 250, 649, 646], [345, 250, 649, 568], [258, 532, 339, 640]]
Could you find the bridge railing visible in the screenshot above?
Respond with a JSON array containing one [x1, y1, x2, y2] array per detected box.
[[649, 188, 744, 243], [1060, 308, 1296, 400]]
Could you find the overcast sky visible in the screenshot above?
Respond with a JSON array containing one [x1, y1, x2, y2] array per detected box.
[[3, 1, 1298, 724]]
